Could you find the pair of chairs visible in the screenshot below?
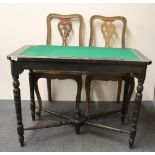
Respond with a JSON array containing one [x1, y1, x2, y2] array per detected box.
[[33, 13, 134, 118]]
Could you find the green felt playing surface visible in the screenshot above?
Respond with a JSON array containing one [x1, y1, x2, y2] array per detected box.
[[20, 45, 139, 60]]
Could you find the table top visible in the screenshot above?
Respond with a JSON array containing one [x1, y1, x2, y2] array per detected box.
[[7, 45, 151, 65], [20, 45, 139, 60]]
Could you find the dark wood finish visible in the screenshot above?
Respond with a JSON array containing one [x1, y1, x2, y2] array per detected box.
[[85, 15, 135, 117], [34, 79, 42, 117], [129, 67, 146, 148], [33, 13, 84, 116], [85, 121, 130, 134], [11, 61, 24, 147], [117, 80, 122, 103], [24, 121, 71, 130], [121, 73, 135, 123], [85, 76, 92, 116], [8, 45, 151, 148], [47, 79, 52, 102], [121, 74, 130, 123], [35, 107, 72, 120], [29, 70, 36, 121]]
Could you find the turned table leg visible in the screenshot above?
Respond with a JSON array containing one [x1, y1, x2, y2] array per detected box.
[[12, 63, 24, 146], [129, 68, 146, 149]]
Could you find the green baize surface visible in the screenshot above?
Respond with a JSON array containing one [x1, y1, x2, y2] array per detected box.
[[20, 45, 139, 60]]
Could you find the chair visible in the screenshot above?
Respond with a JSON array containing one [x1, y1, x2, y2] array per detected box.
[[85, 15, 135, 119], [33, 13, 84, 116]]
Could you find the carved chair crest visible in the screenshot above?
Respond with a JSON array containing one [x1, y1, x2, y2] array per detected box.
[[58, 18, 72, 46], [101, 21, 116, 47], [89, 15, 126, 48]]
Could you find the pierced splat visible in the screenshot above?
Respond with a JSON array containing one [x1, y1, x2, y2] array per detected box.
[[101, 21, 116, 47], [58, 19, 72, 46]]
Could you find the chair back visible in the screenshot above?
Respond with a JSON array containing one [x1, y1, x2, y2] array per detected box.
[[46, 13, 84, 46], [89, 15, 127, 48]]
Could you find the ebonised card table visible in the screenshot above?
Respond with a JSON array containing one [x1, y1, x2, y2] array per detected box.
[[7, 45, 151, 148]]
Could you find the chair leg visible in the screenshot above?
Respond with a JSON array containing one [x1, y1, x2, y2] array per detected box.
[[85, 76, 93, 117], [29, 70, 36, 121], [34, 78, 42, 117], [75, 77, 82, 111], [117, 80, 122, 104], [47, 79, 52, 102]]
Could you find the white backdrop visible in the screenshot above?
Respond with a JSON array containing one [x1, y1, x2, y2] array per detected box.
[[0, 3, 154, 101]]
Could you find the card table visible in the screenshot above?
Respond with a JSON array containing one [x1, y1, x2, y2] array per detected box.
[[7, 45, 151, 148]]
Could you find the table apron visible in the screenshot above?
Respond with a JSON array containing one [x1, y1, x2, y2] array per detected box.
[[17, 61, 144, 74]]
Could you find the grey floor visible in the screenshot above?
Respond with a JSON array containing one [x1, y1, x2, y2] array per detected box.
[[0, 100, 155, 152]]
